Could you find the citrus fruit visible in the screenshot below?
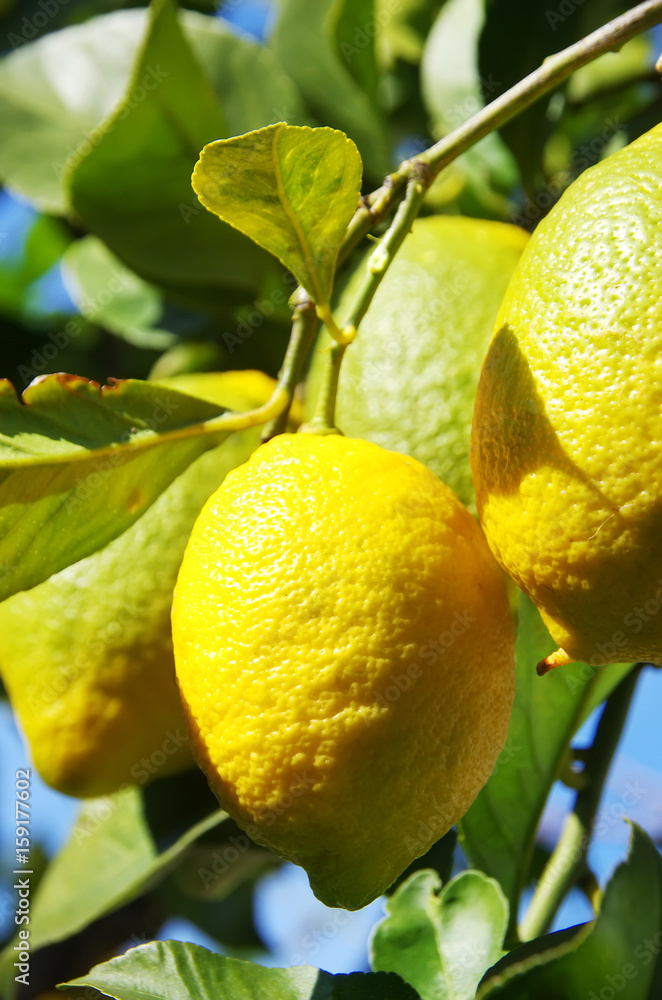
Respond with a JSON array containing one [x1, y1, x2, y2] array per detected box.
[[307, 215, 528, 510], [172, 433, 516, 909], [471, 122, 662, 669], [0, 370, 281, 797]]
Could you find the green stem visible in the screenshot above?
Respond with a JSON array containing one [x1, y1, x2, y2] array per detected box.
[[304, 173, 428, 434], [133, 0, 662, 453], [303, 341, 347, 435], [343, 171, 429, 334], [261, 292, 318, 442], [519, 664, 643, 942]]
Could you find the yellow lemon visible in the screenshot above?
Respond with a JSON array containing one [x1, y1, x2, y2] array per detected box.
[[0, 370, 280, 797], [307, 216, 528, 510], [472, 122, 662, 668], [172, 433, 515, 909]]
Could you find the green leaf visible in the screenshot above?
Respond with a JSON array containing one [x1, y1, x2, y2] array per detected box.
[[371, 869, 508, 1000], [61, 943, 419, 1000], [419, 0, 519, 220], [460, 590, 634, 939], [0, 4, 305, 233], [0, 373, 231, 601], [333, 0, 381, 106], [0, 9, 146, 212], [192, 123, 362, 310], [61, 237, 176, 350], [421, 0, 485, 139], [184, 13, 306, 137], [270, 0, 390, 180], [478, 824, 662, 997], [0, 788, 226, 983], [66, 0, 277, 303]]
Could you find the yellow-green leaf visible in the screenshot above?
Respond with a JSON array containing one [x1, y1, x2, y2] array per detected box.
[[192, 123, 362, 308]]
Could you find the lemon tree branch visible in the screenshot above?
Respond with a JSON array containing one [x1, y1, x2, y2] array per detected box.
[[519, 665, 643, 942], [312, 170, 429, 431], [338, 0, 662, 264], [253, 0, 662, 436]]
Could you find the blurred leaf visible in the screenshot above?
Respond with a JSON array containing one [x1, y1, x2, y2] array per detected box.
[[0, 788, 226, 978], [0, 9, 146, 212], [270, 0, 390, 180], [61, 236, 176, 350], [0, 373, 232, 600], [67, 0, 277, 306], [377, 0, 438, 68], [334, 0, 381, 105], [421, 0, 485, 138], [184, 12, 306, 135], [567, 35, 654, 104], [371, 869, 507, 1000], [0, 3, 306, 224], [193, 124, 362, 309], [0, 214, 72, 318], [478, 824, 662, 997], [62, 943, 420, 999], [460, 590, 634, 939], [420, 0, 519, 219], [477, 0, 578, 193], [158, 833, 276, 950]]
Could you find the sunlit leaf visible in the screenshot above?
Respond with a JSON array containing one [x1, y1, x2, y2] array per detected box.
[[193, 123, 362, 308], [0, 10, 145, 212], [372, 869, 508, 1000], [61, 942, 419, 999], [270, 0, 389, 180], [0, 373, 231, 600]]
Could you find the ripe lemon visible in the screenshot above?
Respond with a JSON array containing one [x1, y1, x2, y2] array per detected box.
[[472, 122, 662, 668], [172, 433, 516, 909], [0, 370, 280, 797], [307, 216, 528, 510]]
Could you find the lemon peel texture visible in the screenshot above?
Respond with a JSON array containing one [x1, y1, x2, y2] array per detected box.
[[472, 122, 662, 667], [172, 433, 515, 909]]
